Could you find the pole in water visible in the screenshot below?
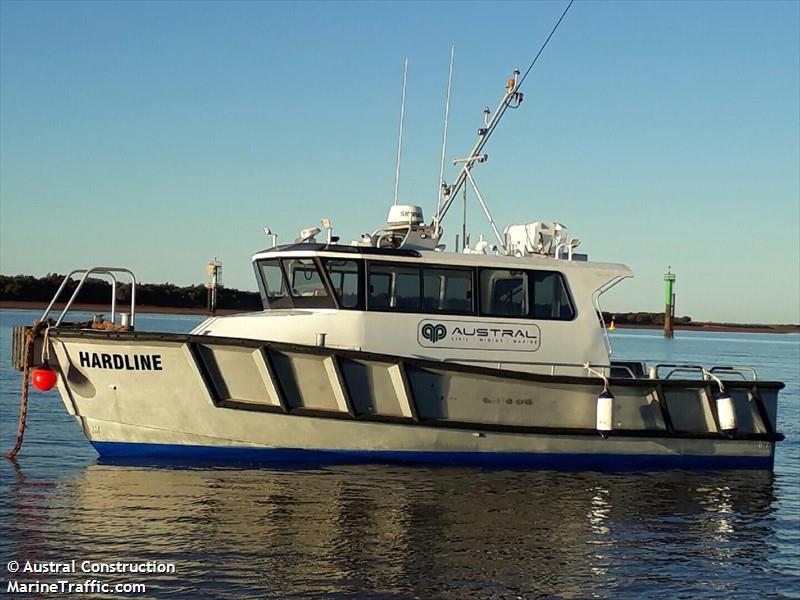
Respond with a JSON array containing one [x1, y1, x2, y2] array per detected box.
[[207, 258, 223, 315], [664, 267, 676, 338], [6, 322, 48, 459], [393, 58, 408, 206]]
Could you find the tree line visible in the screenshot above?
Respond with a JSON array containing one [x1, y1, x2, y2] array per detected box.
[[1, 274, 699, 324], [0, 274, 262, 311], [602, 312, 692, 326]]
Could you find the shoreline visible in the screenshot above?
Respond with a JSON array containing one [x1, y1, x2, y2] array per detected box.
[[0, 301, 244, 317], [1, 300, 797, 334], [608, 322, 799, 335]]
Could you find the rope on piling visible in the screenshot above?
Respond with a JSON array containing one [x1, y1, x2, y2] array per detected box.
[[5, 321, 48, 460], [5, 313, 131, 459]]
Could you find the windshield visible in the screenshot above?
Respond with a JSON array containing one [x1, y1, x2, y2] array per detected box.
[[256, 258, 335, 309]]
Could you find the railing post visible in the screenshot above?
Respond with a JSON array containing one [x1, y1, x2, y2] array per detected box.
[[40, 269, 86, 322], [654, 384, 675, 433], [110, 274, 117, 324], [44, 267, 137, 328]]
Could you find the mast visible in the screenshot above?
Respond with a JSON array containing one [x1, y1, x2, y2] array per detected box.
[[393, 58, 408, 206], [435, 46, 455, 222], [432, 0, 575, 236], [433, 70, 521, 235]]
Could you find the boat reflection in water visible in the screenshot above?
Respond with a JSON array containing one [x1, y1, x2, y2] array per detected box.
[[4, 460, 785, 598]]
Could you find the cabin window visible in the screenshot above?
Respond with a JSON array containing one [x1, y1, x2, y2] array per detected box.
[[530, 271, 574, 320], [480, 269, 527, 317], [283, 258, 329, 298], [368, 263, 422, 311], [323, 259, 363, 309], [259, 258, 574, 318], [257, 259, 292, 309], [422, 267, 473, 314], [479, 268, 574, 320], [256, 258, 335, 309]]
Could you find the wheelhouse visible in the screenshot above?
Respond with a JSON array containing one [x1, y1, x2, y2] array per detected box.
[[253, 245, 577, 323]]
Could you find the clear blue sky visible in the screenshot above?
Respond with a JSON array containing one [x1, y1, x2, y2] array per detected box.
[[1, 0, 798, 323]]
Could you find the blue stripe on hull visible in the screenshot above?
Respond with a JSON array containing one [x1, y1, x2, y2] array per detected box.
[[91, 441, 774, 470]]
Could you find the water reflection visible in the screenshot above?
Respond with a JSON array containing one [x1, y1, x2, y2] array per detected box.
[[1, 311, 797, 597], [1, 462, 784, 598]]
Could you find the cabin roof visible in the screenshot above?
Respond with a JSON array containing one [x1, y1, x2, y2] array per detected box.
[[254, 243, 421, 258], [251, 243, 633, 277]]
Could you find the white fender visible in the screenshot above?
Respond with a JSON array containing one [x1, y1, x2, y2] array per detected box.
[[715, 392, 737, 434], [596, 390, 614, 437]]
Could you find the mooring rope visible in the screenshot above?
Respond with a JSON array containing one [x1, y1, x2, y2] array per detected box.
[[5, 321, 48, 459], [5, 315, 130, 459]]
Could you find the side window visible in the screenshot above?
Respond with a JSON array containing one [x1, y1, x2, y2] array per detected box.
[[369, 270, 392, 309], [283, 259, 329, 298], [531, 271, 575, 320], [324, 259, 362, 309], [423, 268, 473, 314], [480, 269, 527, 317], [257, 259, 292, 309], [368, 263, 422, 311]]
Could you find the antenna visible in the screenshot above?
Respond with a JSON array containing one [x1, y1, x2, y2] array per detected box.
[[263, 226, 278, 248], [432, 0, 575, 232], [393, 58, 408, 206], [435, 46, 455, 223], [462, 182, 467, 250]]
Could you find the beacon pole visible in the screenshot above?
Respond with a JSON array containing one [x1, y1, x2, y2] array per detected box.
[[664, 268, 676, 339]]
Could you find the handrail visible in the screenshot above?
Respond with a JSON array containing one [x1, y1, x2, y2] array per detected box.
[[654, 363, 758, 382], [442, 358, 636, 379], [708, 366, 758, 381], [554, 243, 575, 261], [41, 269, 86, 322], [40, 267, 137, 328], [592, 275, 627, 358], [655, 364, 706, 380]]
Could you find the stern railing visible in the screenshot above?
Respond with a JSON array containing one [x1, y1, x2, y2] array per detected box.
[[654, 364, 758, 381], [40, 267, 137, 328]]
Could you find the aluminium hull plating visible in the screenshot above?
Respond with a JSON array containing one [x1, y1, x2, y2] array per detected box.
[[83, 416, 776, 469], [48, 329, 782, 470]]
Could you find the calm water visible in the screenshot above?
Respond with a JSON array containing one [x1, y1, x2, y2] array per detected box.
[[1, 309, 798, 598]]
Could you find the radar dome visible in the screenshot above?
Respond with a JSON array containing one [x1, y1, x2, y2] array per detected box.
[[386, 205, 424, 227]]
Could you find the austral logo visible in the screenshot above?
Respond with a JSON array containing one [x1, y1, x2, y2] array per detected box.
[[79, 351, 163, 371], [421, 323, 447, 344], [417, 319, 541, 352]]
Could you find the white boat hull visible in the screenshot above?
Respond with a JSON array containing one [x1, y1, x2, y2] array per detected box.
[[47, 329, 781, 469], [83, 418, 775, 469]]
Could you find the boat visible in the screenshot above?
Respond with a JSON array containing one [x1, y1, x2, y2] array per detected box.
[[6, 35, 785, 470]]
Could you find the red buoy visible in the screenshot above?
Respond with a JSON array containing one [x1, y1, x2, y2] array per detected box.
[[32, 363, 57, 391]]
